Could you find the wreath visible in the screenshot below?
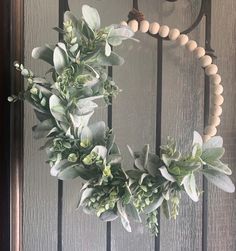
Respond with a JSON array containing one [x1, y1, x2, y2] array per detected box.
[[9, 5, 235, 235]]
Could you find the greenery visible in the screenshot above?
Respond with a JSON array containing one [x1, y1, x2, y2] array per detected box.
[[9, 5, 235, 236]]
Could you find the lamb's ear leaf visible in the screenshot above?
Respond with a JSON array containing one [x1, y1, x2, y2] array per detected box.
[[192, 131, 203, 146], [143, 196, 164, 214], [49, 95, 67, 123], [117, 201, 132, 232], [99, 210, 118, 222], [162, 200, 171, 220], [77, 187, 95, 208], [82, 5, 101, 31], [53, 46, 68, 74], [202, 168, 235, 193], [97, 51, 124, 66], [32, 45, 54, 65], [125, 203, 141, 222], [203, 136, 223, 149], [182, 173, 199, 202]]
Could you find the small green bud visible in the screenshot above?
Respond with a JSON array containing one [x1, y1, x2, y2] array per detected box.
[[103, 165, 112, 177], [67, 153, 78, 163], [30, 87, 38, 95], [40, 97, 47, 107]]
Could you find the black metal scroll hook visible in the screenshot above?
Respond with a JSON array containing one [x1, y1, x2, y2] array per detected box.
[[130, 0, 215, 57]]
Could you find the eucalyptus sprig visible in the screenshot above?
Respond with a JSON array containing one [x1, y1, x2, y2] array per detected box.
[[9, 5, 234, 236]]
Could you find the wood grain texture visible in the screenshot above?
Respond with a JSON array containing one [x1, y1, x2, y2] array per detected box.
[[23, 1, 59, 250], [207, 1, 236, 250], [158, 1, 205, 250]]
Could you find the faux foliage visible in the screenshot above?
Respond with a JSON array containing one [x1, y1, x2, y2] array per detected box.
[[9, 5, 235, 236]]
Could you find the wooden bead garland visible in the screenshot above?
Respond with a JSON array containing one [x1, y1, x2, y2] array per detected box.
[[177, 34, 189, 46], [149, 22, 160, 35], [139, 20, 149, 33], [128, 20, 139, 32], [169, 28, 180, 41], [127, 19, 225, 142], [200, 55, 212, 68], [186, 40, 198, 52], [159, 25, 170, 38], [194, 47, 206, 58]]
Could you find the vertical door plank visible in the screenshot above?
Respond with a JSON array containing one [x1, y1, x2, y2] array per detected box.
[[23, 1, 59, 250], [207, 1, 236, 250], [159, 1, 205, 250], [111, 1, 159, 250]]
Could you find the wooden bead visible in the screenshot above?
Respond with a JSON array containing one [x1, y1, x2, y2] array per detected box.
[[194, 47, 206, 59], [149, 22, 160, 34], [159, 25, 170, 38], [169, 28, 180, 41], [177, 34, 189, 46], [139, 20, 149, 33], [200, 55, 212, 68], [128, 20, 138, 32], [213, 85, 224, 95], [203, 134, 211, 142], [210, 74, 222, 85], [209, 115, 221, 127], [213, 94, 224, 105], [120, 21, 128, 26], [204, 125, 217, 137], [210, 105, 222, 116], [205, 64, 218, 76], [186, 40, 197, 52]]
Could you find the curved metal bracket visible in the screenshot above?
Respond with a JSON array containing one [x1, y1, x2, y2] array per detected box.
[[131, 0, 215, 57]]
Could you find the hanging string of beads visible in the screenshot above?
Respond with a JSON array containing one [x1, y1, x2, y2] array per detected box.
[[120, 15, 224, 142]]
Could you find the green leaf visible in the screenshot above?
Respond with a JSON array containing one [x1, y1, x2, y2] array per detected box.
[[192, 131, 203, 146], [82, 5, 100, 31], [202, 168, 235, 193], [144, 196, 164, 214], [126, 170, 142, 180], [105, 41, 112, 57], [159, 166, 176, 182], [53, 46, 68, 74], [203, 136, 223, 149], [125, 203, 141, 222], [97, 51, 124, 66], [108, 26, 134, 46], [57, 165, 80, 180], [201, 147, 225, 162], [139, 173, 149, 185], [99, 210, 118, 221], [206, 160, 232, 175], [75, 165, 100, 180], [147, 153, 161, 177], [32, 119, 54, 139], [169, 160, 201, 176], [142, 145, 149, 169], [182, 173, 199, 202], [107, 154, 122, 165], [32, 45, 54, 65], [89, 121, 106, 145], [117, 201, 132, 232], [192, 144, 202, 159], [49, 95, 67, 122], [77, 187, 95, 207], [162, 200, 170, 220], [64, 11, 78, 27], [80, 126, 93, 147], [92, 145, 107, 160]]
